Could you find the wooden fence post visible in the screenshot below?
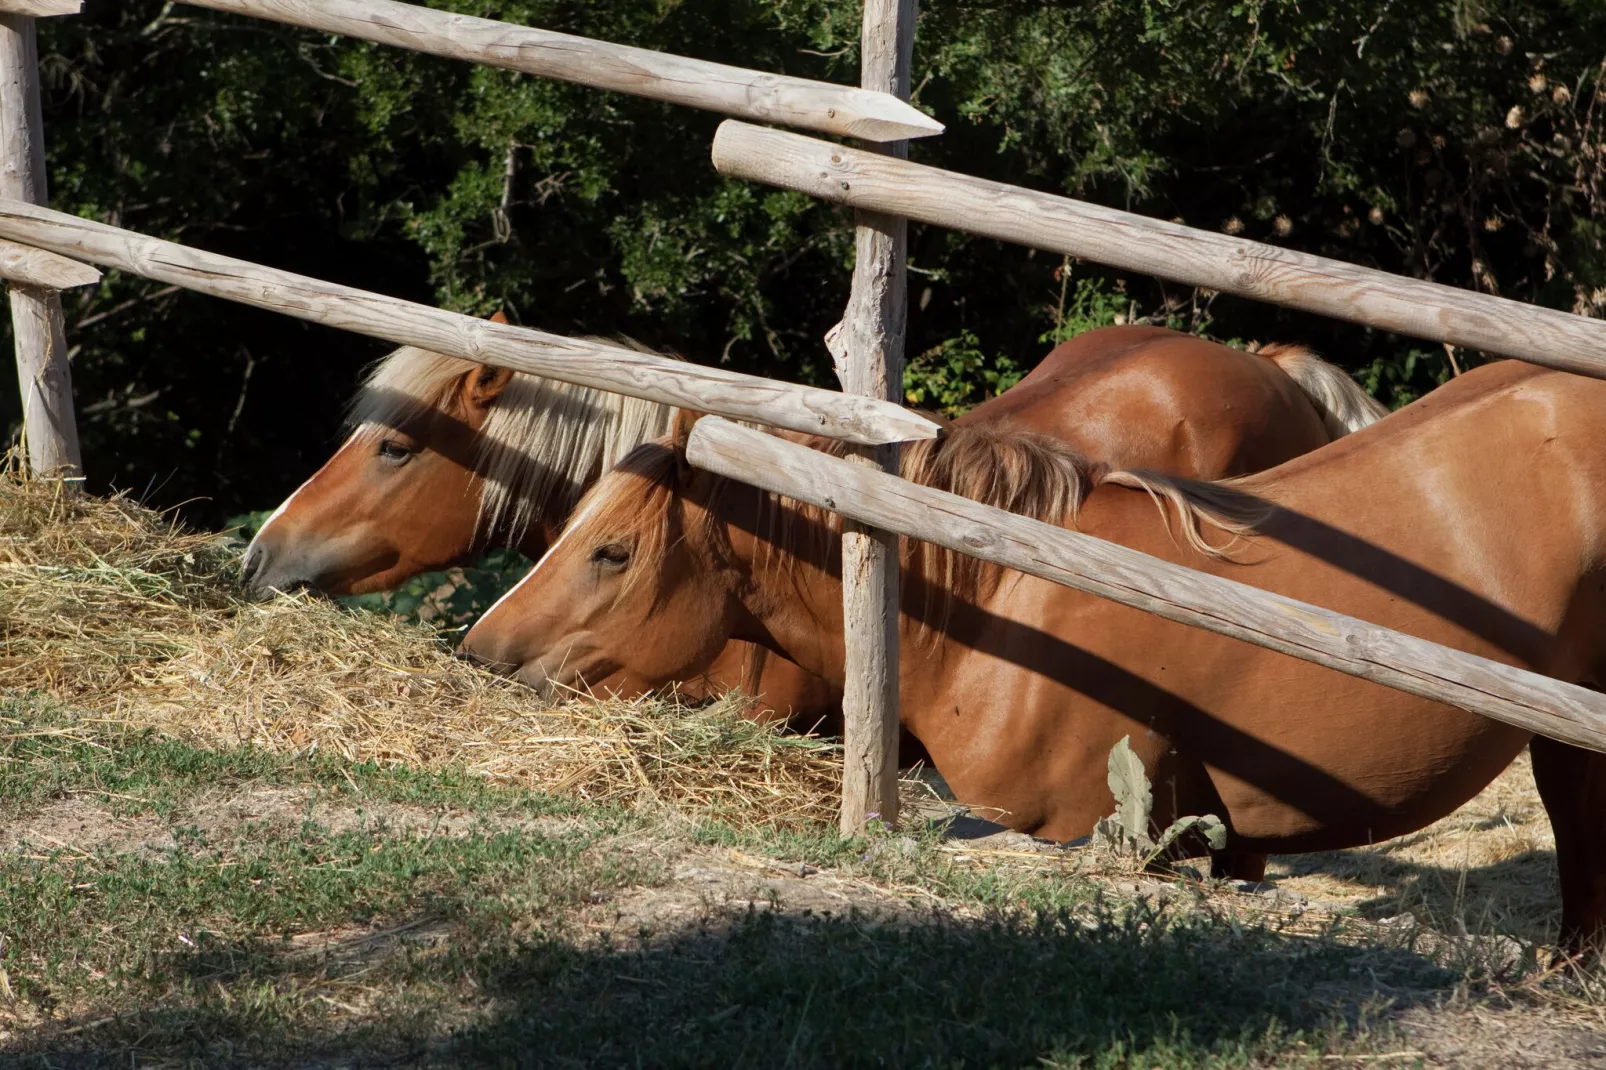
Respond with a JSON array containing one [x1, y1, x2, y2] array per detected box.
[[0, 11, 79, 482], [837, 0, 916, 834]]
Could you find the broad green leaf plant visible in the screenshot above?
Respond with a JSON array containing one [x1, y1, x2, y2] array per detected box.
[[1092, 736, 1228, 869]]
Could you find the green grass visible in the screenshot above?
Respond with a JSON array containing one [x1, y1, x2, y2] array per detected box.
[[688, 817, 1104, 915], [0, 696, 1524, 1069], [0, 696, 585, 822], [2, 822, 639, 1003]]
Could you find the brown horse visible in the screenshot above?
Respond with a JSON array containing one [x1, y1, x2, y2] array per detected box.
[[459, 361, 1606, 951], [242, 324, 1379, 719]]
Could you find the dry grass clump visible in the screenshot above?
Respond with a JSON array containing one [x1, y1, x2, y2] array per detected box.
[[0, 465, 840, 828]]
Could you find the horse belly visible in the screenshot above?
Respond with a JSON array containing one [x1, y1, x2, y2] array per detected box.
[[1020, 599, 1533, 854], [1178, 649, 1533, 853], [905, 596, 1237, 841]]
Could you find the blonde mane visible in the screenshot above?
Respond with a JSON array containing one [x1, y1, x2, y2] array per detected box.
[[561, 420, 1271, 617], [348, 343, 676, 542]]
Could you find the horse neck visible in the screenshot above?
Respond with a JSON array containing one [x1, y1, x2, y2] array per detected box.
[[715, 488, 850, 688], [721, 490, 1000, 703]]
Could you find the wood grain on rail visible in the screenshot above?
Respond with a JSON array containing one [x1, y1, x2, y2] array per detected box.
[[0, 239, 99, 289], [0, 1, 80, 16], [179, 0, 943, 143]]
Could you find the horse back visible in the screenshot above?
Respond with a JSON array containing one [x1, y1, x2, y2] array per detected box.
[[964, 326, 1330, 479]]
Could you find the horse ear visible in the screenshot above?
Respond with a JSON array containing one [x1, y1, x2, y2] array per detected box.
[[464, 364, 516, 412], [671, 408, 708, 456]]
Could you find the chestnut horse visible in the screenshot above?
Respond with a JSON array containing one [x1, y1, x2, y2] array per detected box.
[[243, 323, 1381, 718], [459, 361, 1606, 951]]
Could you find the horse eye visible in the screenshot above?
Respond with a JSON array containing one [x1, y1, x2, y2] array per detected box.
[[591, 543, 631, 568], [377, 439, 412, 463]]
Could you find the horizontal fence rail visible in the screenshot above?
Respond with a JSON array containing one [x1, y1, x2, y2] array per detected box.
[[0, 238, 98, 289], [0, 1, 79, 15], [685, 416, 1606, 754], [178, 0, 943, 144], [0, 198, 941, 445], [713, 120, 1606, 377]]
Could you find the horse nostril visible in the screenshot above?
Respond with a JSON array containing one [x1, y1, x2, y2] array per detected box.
[[454, 642, 502, 672], [239, 545, 264, 588]]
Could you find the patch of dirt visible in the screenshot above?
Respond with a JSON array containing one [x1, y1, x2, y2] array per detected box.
[[581, 844, 928, 946], [1, 787, 573, 855], [2, 797, 171, 855], [1393, 1002, 1606, 1067]]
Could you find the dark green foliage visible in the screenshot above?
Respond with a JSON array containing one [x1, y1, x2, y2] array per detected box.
[[334, 545, 534, 630], [4, 1, 1605, 524]]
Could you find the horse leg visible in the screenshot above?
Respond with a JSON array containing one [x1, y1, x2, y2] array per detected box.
[[1149, 749, 1266, 882], [1530, 735, 1606, 955], [1210, 852, 1267, 882]]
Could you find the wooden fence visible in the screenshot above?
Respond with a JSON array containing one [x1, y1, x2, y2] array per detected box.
[[10, 0, 1606, 835], [712, 121, 1606, 377], [1, 6, 81, 482], [2, 0, 924, 831]]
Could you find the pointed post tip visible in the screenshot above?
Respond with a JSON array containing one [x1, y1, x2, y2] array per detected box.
[[859, 401, 943, 444], [842, 94, 945, 142]]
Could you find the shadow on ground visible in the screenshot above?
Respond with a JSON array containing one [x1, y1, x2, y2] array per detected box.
[[1273, 848, 1560, 944], [9, 901, 1461, 1069]]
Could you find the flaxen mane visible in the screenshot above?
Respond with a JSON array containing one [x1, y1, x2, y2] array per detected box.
[[347, 342, 676, 541], [561, 421, 1270, 616]]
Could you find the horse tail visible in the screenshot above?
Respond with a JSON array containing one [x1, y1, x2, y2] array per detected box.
[[1099, 469, 1273, 560], [1259, 343, 1390, 440]]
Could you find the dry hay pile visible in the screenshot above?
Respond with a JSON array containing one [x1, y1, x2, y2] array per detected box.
[[0, 466, 840, 827]]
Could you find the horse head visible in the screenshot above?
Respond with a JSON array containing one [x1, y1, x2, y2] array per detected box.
[[241, 314, 676, 596], [241, 319, 525, 595], [459, 411, 751, 697]]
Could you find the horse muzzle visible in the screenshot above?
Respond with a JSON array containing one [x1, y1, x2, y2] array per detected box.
[[239, 542, 324, 599], [455, 643, 562, 698]]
